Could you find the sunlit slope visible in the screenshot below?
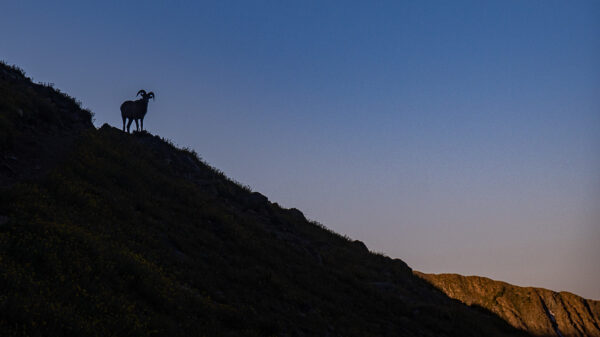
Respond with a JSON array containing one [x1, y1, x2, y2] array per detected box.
[[417, 272, 600, 337], [0, 61, 529, 336]]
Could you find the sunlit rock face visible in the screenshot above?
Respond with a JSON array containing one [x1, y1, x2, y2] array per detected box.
[[416, 272, 600, 337]]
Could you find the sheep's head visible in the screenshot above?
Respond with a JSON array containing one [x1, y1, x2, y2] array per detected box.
[[137, 89, 155, 101]]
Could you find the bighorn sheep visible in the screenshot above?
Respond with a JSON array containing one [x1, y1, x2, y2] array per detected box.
[[120, 89, 155, 133]]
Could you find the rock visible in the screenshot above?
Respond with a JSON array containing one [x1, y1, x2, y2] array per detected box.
[[288, 208, 306, 221], [352, 240, 369, 252], [249, 192, 268, 204], [416, 272, 600, 337]]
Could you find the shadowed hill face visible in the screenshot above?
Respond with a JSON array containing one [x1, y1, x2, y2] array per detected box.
[[416, 272, 600, 337], [0, 61, 94, 187], [0, 62, 533, 336], [0, 126, 531, 336]]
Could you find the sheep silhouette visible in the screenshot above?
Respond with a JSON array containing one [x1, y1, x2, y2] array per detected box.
[[120, 90, 154, 133]]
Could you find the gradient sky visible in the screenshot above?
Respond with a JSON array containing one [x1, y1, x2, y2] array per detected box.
[[2, 1, 599, 299]]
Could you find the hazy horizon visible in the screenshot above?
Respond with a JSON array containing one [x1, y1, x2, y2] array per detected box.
[[2, 1, 599, 299]]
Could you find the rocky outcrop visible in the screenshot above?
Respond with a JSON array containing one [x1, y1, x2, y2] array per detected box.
[[416, 272, 600, 337]]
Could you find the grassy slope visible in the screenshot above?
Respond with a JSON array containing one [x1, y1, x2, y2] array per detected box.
[[0, 62, 530, 336], [0, 61, 93, 187], [416, 273, 600, 337]]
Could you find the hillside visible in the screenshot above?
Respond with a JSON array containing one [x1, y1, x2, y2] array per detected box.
[[0, 61, 534, 336], [0, 62, 94, 187], [416, 273, 600, 337]]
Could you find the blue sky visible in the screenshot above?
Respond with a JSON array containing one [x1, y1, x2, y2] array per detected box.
[[2, 1, 599, 299]]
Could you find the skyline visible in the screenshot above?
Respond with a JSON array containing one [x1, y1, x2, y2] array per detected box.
[[1, 1, 599, 299]]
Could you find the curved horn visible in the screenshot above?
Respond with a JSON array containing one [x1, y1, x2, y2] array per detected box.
[[147, 92, 155, 100], [136, 89, 147, 97]]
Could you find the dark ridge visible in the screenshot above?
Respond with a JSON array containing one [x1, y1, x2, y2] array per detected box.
[[0, 61, 94, 188], [0, 62, 536, 336]]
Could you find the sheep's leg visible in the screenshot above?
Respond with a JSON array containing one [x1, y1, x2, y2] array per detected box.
[[134, 119, 140, 132], [140, 118, 144, 131], [122, 116, 126, 132], [127, 118, 133, 133]]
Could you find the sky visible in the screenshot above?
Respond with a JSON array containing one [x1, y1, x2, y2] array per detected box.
[[1, 1, 599, 299]]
